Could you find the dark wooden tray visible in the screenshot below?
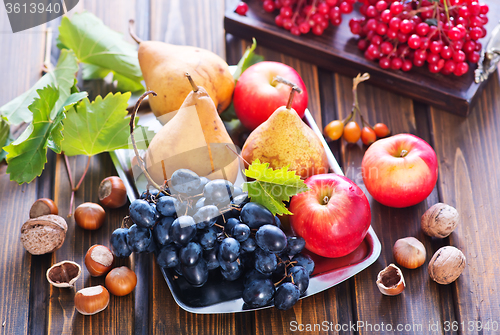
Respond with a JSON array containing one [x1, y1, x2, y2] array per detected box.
[[224, 0, 500, 116]]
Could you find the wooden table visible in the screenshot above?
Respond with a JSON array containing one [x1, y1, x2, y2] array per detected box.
[[1, 0, 499, 334]]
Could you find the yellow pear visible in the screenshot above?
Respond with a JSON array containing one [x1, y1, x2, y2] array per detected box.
[[138, 41, 234, 124], [145, 75, 240, 185], [241, 87, 329, 179]]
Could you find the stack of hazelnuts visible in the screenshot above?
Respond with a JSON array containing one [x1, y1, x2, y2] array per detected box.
[[376, 203, 466, 296], [26, 176, 137, 316]]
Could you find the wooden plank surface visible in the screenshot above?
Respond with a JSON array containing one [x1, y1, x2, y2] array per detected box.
[[430, 71, 500, 327], [0, 8, 45, 335]]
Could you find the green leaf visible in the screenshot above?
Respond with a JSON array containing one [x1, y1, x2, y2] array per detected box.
[[3, 86, 86, 184], [232, 38, 264, 81], [0, 118, 11, 162], [58, 12, 144, 92], [0, 49, 78, 125], [242, 159, 310, 215], [82, 64, 144, 93], [61, 92, 135, 156], [81, 64, 111, 80]]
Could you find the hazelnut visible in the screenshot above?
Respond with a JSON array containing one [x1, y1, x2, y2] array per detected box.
[[105, 266, 137, 296], [20, 214, 68, 255], [421, 203, 459, 238], [46, 260, 81, 288], [29, 198, 58, 218], [393, 237, 426, 269], [428, 246, 466, 285], [84, 245, 114, 277], [74, 203, 106, 230], [74, 285, 110, 315], [376, 264, 405, 296], [99, 176, 128, 208]]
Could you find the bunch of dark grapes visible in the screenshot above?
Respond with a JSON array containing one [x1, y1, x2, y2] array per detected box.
[[350, 0, 489, 75], [262, 0, 356, 36], [110, 168, 315, 310]]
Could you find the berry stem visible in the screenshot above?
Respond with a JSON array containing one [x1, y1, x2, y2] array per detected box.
[[351, 73, 370, 122], [62, 154, 91, 217]]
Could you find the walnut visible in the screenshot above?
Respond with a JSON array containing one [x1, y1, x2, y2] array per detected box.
[[428, 246, 466, 285], [421, 203, 459, 238]]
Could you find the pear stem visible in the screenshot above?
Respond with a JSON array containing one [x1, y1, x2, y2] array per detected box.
[[272, 76, 302, 110], [185, 73, 199, 92], [129, 90, 163, 192], [128, 19, 143, 44]]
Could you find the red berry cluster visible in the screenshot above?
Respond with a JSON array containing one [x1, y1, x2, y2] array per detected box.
[[350, 0, 489, 75], [261, 0, 356, 36]]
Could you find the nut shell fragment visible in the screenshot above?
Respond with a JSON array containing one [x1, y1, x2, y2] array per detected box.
[[376, 263, 405, 296], [421, 203, 459, 238], [46, 260, 81, 288], [428, 246, 466, 285], [29, 198, 58, 218], [20, 215, 68, 255]]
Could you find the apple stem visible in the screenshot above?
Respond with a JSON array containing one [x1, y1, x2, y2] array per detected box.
[[400, 150, 409, 157], [323, 195, 329, 205], [185, 73, 199, 92]]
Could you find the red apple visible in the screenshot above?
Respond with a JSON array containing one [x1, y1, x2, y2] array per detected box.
[[361, 133, 438, 208], [289, 174, 371, 258], [233, 61, 308, 130]]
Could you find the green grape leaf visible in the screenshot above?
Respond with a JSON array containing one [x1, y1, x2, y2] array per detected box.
[[0, 49, 78, 125], [61, 92, 137, 156], [232, 38, 264, 81], [58, 12, 144, 92], [81, 64, 144, 93], [242, 159, 310, 215], [0, 118, 12, 162], [3, 87, 87, 184]]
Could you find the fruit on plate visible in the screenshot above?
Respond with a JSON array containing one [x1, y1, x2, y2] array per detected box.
[[289, 174, 371, 258], [131, 22, 234, 124], [233, 61, 308, 130], [350, 0, 489, 76], [361, 133, 438, 208], [145, 74, 240, 184], [241, 84, 328, 179]]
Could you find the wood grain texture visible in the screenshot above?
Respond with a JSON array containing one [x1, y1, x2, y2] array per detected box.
[[332, 73, 455, 334], [224, 0, 500, 116], [0, 8, 45, 335], [430, 71, 500, 327]]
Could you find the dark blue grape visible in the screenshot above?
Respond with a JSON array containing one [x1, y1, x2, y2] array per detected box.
[[286, 236, 306, 256], [255, 225, 287, 253], [147, 237, 158, 254], [240, 202, 274, 229], [174, 199, 193, 217], [274, 282, 300, 310], [140, 189, 158, 201], [181, 258, 208, 287], [156, 244, 179, 268], [225, 217, 240, 234], [193, 205, 220, 229], [241, 237, 257, 253], [231, 194, 249, 208], [244, 269, 271, 286], [170, 169, 201, 195], [292, 254, 315, 276], [232, 186, 243, 197], [179, 242, 202, 266], [239, 251, 255, 270], [232, 224, 250, 242], [153, 216, 175, 246], [156, 196, 177, 217], [220, 262, 242, 281], [219, 237, 240, 262], [192, 176, 210, 195], [194, 197, 206, 212], [288, 266, 309, 294], [242, 279, 275, 308], [127, 224, 152, 253], [110, 228, 132, 257], [150, 203, 161, 221], [203, 246, 220, 270], [219, 258, 240, 272], [274, 215, 281, 228], [129, 199, 157, 228], [169, 216, 196, 245], [255, 248, 277, 274], [204, 179, 234, 205], [198, 227, 218, 250]]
